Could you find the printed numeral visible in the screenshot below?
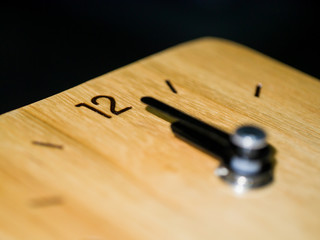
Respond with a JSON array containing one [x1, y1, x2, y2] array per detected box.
[[75, 95, 132, 119]]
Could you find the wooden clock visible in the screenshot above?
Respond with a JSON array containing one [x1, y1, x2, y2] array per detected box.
[[0, 37, 319, 240]]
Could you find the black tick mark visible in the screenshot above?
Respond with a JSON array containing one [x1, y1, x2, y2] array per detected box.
[[32, 141, 63, 149], [165, 80, 178, 94], [254, 83, 262, 97]]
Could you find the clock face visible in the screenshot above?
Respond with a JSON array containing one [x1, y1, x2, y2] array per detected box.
[[0, 38, 319, 240]]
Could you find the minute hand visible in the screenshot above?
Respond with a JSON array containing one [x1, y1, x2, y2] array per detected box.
[[141, 97, 231, 160]]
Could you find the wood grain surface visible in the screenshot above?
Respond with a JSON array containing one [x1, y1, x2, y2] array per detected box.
[[0, 37, 319, 240]]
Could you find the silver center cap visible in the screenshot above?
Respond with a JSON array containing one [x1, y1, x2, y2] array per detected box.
[[231, 126, 267, 150]]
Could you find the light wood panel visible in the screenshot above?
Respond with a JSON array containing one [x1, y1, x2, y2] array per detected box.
[[0, 37, 319, 240]]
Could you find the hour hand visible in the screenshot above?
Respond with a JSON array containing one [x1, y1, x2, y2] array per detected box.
[[141, 96, 275, 190]]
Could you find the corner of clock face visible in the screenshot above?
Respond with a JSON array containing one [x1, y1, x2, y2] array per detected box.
[[0, 34, 320, 240]]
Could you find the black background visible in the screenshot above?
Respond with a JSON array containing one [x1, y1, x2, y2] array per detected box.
[[1, 0, 319, 114]]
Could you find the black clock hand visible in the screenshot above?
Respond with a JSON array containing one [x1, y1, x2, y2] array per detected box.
[[141, 96, 274, 189], [141, 96, 230, 160], [171, 120, 231, 161]]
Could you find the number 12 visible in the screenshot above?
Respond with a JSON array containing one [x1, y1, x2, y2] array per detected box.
[[75, 95, 132, 119]]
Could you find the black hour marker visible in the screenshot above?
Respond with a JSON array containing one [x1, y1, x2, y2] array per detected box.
[[165, 80, 178, 94], [254, 83, 262, 97], [30, 196, 63, 208], [32, 141, 63, 149]]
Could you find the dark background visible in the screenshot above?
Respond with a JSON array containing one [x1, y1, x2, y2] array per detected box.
[[1, 0, 319, 114]]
